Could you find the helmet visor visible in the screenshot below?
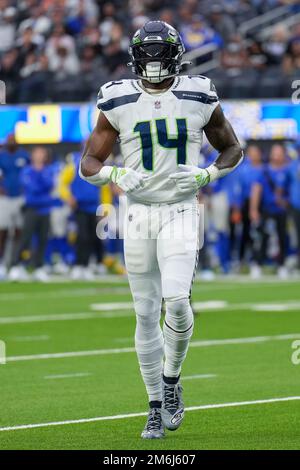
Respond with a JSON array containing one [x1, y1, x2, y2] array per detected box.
[[132, 42, 179, 67]]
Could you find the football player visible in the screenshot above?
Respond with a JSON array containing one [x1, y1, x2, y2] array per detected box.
[[80, 21, 243, 439]]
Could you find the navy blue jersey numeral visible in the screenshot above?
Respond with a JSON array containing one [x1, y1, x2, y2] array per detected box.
[[134, 118, 187, 171]]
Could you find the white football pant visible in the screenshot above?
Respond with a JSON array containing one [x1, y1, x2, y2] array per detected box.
[[124, 197, 200, 402]]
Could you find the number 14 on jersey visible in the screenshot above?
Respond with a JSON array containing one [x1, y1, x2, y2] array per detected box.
[[134, 118, 188, 171]]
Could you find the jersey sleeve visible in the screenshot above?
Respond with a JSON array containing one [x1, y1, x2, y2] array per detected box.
[[198, 77, 219, 126], [96, 82, 120, 132]]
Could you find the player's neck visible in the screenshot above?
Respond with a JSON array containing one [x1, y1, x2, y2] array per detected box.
[[141, 77, 174, 91]]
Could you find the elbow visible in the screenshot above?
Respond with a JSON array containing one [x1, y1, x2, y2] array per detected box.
[[79, 157, 89, 179], [234, 144, 244, 167]]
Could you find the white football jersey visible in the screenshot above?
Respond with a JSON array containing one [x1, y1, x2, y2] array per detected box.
[[97, 75, 219, 204]]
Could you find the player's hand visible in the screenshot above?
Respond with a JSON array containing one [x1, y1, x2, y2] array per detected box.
[[110, 167, 147, 193], [169, 164, 210, 192]]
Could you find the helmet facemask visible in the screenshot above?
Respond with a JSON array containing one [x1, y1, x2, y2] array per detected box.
[[129, 41, 184, 83]]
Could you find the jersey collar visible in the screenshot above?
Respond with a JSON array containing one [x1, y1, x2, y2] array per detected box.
[[134, 76, 181, 96]]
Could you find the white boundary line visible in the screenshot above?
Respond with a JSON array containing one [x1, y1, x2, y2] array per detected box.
[[0, 396, 299, 432], [6, 333, 300, 363]]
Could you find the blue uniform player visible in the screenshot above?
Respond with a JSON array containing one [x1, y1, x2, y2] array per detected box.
[[249, 144, 289, 278], [287, 151, 300, 269], [0, 134, 29, 278]]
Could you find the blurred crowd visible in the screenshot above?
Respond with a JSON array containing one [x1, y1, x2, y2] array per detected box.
[[0, 0, 299, 102], [1, 134, 300, 282]]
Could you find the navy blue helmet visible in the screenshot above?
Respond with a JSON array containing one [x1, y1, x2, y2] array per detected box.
[[128, 21, 185, 83]]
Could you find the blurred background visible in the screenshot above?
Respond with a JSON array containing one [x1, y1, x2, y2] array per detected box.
[[0, 0, 300, 282]]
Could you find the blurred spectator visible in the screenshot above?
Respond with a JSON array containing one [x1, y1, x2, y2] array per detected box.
[[238, 144, 263, 265], [249, 144, 290, 279], [159, 9, 178, 29], [18, 4, 52, 36], [77, 23, 102, 52], [208, 4, 236, 42], [287, 149, 300, 269], [0, 134, 29, 278], [66, 0, 99, 32], [180, 14, 223, 54], [80, 45, 108, 97], [221, 35, 249, 76], [99, 3, 122, 45], [46, 25, 80, 77], [103, 39, 129, 76], [231, 0, 257, 24], [265, 25, 289, 66], [18, 53, 51, 102], [9, 146, 56, 282], [247, 40, 268, 71], [0, 48, 19, 102], [58, 151, 104, 280], [0, 0, 296, 101], [282, 37, 300, 76], [177, 4, 193, 30], [16, 25, 44, 67], [0, 3, 17, 53]]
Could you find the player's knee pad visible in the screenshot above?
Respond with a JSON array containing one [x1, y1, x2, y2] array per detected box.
[[165, 297, 194, 334], [135, 301, 164, 362], [134, 295, 162, 342], [134, 296, 160, 323]]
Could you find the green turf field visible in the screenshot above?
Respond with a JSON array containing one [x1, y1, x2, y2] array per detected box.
[[0, 278, 299, 450]]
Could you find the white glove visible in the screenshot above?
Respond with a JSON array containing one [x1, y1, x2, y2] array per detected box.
[[169, 164, 210, 193], [109, 166, 147, 193], [80, 165, 147, 193]]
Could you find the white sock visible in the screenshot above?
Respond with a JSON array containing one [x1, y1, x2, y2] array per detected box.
[[134, 298, 164, 402], [163, 297, 194, 378]]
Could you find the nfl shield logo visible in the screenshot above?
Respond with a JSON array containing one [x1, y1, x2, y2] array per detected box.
[[154, 100, 161, 109]]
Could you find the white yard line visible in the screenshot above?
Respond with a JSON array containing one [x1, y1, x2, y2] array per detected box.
[[0, 277, 299, 302], [0, 312, 101, 324], [90, 302, 133, 311], [0, 287, 130, 302], [114, 337, 134, 343], [44, 373, 91, 380], [6, 333, 300, 363], [190, 333, 300, 348], [91, 300, 230, 311], [10, 335, 50, 342], [0, 396, 299, 432], [6, 347, 136, 362], [252, 303, 300, 311], [182, 374, 217, 380], [193, 301, 300, 312]]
